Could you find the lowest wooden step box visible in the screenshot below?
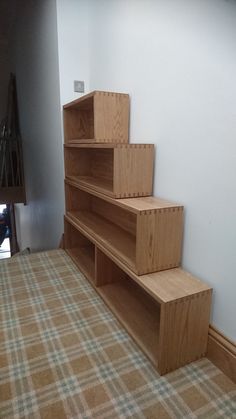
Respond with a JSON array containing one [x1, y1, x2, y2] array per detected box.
[[65, 180, 184, 275], [64, 218, 212, 375], [64, 143, 154, 198], [63, 91, 129, 144]]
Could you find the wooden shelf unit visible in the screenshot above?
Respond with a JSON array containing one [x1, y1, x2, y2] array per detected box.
[[65, 180, 184, 275], [64, 143, 154, 198], [63, 90, 212, 375], [63, 91, 129, 144], [64, 217, 212, 375]]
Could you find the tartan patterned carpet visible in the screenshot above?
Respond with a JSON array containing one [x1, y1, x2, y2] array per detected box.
[[0, 250, 235, 419]]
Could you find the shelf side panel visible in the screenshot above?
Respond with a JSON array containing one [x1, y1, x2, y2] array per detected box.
[[114, 146, 154, 198], [136, 208, 184, 275], [94, 93, 129, 143], [158, 290, 212, 375]]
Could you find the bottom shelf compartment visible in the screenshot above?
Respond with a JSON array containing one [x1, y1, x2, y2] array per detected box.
[[64, 217, 212, 374], [64, 218, 95, 284], [95, 248, 160, 366], [66, 247, 95, 285], [97, 280, 160, 366]]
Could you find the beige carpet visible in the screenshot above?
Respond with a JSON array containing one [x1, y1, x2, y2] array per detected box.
[[0, 249, 235, 418]]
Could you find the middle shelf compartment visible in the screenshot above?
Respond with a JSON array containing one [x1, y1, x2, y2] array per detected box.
[[65, 180, 184, 275], [64, 143, 154, 198]]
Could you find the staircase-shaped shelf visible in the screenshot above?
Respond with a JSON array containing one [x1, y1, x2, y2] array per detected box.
[[63, 90, 212, 375]]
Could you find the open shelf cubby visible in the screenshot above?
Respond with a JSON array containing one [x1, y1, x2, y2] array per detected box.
[[63, 91, 129, 144], [65, 183, 136, 271], [65, 180, 184, 275], [95, 248, 160, 365], [95, 248, 212, 374], [64, 143, 154, 198], [64, 218, 95, 285]]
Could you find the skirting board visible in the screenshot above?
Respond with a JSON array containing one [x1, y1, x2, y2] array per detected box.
[[207, 325, 236, 384]]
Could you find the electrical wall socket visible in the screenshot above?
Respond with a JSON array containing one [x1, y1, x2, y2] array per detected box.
[[74, 80, 85, 93]]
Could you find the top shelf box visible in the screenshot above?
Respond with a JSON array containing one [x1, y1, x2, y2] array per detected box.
[[63, 91, 129, 144]]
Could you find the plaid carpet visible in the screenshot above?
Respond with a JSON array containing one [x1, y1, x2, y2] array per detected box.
[[0, 250, 235, 419]]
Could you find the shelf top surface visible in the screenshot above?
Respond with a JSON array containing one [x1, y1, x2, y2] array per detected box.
[[114, 196, 183, 212], [64, 143, 154, 149], [63, 90, 129, 109], [137, 268, 212, 303], [65, 178, 183, 213]]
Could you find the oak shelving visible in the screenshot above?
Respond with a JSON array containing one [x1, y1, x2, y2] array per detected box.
[[63, 90, 212, 375], [65, 180, 183, 275], [64, 143, 154, 198], [63, 91, 129, 144]]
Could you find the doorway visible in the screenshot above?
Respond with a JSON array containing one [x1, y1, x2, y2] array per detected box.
[[0, 204, 11, 259]]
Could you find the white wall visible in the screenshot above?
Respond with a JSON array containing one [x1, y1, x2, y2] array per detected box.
[[13, 0, 90, 251], [12, 0, 64, 251], [86, 0, 236, 341], [56, 0, 91, 105]]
